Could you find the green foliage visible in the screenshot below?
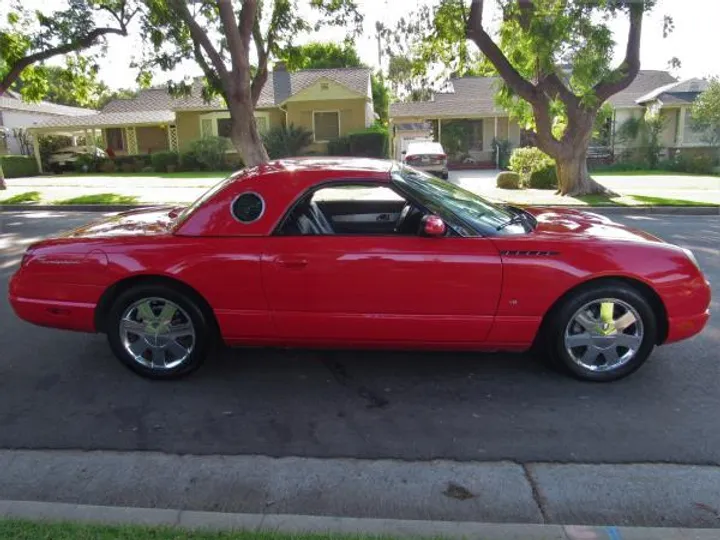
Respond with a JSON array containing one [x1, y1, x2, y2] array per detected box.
[[73, 153, 99, 173], [528, 165, 558, 190], [664, 153, 716, 175], [262, 124, 314, 159], [496, 171, 521, 190], [491, 138, 513, 170], [348, 127, 388, 158], [111, 154, 152, 174], [440, 120, 472, 160], [509, 147, 555, 182], [97, 159, 117, 173], [151, 151, 180, 172], [54, 193, 140, 205], [0, 191, 41, 204], [179, 150, 204, 172], [691, 77, 720, 147], [38, 135, 72, 167], [327, 137, 351, 156], [283, 40, 362, 70], [0, 155, 38, 178], [371, 73, 389, 124], [188, 137, 230, 171], [617, 113, 666, 168], [0, 2, 138, 100]]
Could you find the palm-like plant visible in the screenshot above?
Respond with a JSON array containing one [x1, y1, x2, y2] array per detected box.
[[262, 124, 314, 159]]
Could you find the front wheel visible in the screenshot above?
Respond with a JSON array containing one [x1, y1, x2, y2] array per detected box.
[[106, 285, 211, 379], [543, 283, 658, 382]]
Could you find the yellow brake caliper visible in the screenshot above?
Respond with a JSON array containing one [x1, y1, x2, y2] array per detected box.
[[599, 302, 615, 335]]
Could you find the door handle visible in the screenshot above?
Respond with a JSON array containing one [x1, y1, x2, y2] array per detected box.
[[376, 213, 391, 222], [277, 258, 308, 269]]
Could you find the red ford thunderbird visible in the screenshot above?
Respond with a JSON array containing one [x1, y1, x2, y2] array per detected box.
[[9, 158, 711, 381]]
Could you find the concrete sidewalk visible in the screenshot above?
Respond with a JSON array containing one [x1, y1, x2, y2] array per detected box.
[[2, 500, 719, 540], [2, 450, 720, 529]]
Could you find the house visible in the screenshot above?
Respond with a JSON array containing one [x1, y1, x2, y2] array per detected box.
[[0, 91, 95, 155], [389, 70, 715, 168], [24, 65, 375, 172]]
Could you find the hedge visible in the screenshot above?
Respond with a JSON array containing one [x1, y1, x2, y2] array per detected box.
[[496, 171, 521, 189], [347, 127, 389, 158], [0, 155, 39, 178], [527, 165, 558, 189]]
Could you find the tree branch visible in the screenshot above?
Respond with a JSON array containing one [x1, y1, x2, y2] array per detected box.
[[192, 43, 223, 96], [538, 72, 580, 109], [168, 0, 228, 80], [0, 27, 126, 96], [251, 20, 270, 107], [466, 0, 538, 104], [594, 3, 643, 103]]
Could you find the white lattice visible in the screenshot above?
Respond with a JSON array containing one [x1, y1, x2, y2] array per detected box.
[[168, 125, 178, 151], [125, 127, 138, 155]]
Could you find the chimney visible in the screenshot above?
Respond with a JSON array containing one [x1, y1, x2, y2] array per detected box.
[[273, 61, 291, 103]]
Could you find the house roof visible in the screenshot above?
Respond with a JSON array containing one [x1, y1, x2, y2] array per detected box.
[[390, 71, 680, 119], [635, 77, 709, 104], [100, 68, 372, 113], [0, 91, 96, 117], [28, 110, 176, 130]]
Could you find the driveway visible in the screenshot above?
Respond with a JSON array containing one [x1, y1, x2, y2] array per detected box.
[[0, 211, 718, 464]]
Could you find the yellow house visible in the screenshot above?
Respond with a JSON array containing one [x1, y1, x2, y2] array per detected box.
[[25, 65, 375, 171]]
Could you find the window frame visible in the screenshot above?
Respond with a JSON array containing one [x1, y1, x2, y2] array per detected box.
[[199, 111, 271, 139], [312, 110, 341, 143], [105, 127, 126, 151]]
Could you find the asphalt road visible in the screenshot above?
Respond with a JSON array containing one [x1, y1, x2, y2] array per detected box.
[[1, 211, 718, 464]]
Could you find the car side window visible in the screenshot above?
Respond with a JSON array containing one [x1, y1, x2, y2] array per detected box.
[[276, 183, 430, 237]]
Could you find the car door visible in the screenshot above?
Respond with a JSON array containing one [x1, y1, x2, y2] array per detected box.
[[261, 233, 503, 346]]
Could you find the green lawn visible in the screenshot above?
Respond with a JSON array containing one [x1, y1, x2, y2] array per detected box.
[[53, 193, 140, 205], [0, 520, 408, 540], [573, 193, 719, 207], [591, 169, 719, 177], [0, 191, 41, 204], [47, 171, 229, 179]]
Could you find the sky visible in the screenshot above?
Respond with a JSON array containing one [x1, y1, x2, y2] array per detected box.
[[5, 0, 720, 90]]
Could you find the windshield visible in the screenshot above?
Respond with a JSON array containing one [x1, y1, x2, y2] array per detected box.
[[391, 165, 527, 236]]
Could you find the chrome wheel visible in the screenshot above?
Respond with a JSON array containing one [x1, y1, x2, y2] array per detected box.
[[564, 298, 644, 373], [119, 297, 195, 370]]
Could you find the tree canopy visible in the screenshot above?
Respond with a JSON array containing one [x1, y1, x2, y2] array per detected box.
[[691, 77, 720, 147], [0, 0, 139, 98]]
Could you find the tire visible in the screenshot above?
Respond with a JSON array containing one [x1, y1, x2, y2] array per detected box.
[[106, 284, 211, 379], [542, 282, 658, 382]]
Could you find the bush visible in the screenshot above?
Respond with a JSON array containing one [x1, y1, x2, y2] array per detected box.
[[151, 151, 179, 172], [262, 124, 314, 159], [327, 136, 351, 156], [188, 136, 230, 170], [496, 171, 521, 189], [38, 135, 72, 168], [665, 153, 715, 175], [0, 155, 39, 178], [97, 159, 117, 173], [348, 126, 389, 158], [179, 150, 204, 171], [528, 165, 558, 189], [73, 153, 98, 173], [509, 147, 554, 183]]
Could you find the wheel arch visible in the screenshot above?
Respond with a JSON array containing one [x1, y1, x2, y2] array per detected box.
[[535, 275, 669, 346], [94, 274, 221, 341]]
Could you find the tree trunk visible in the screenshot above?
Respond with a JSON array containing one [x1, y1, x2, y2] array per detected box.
[[227, 95, 269, 167], [556, 150, 607, 196]]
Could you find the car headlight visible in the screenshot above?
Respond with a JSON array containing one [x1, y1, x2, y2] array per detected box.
[[681, 247, 700, 268]]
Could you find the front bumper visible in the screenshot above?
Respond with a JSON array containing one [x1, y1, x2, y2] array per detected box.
[[665, 310, 710, 344]]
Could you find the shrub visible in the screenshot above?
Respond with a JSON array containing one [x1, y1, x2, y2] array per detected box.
[[150, 151, 179, 172], [327, 136, 351, 156], [97, 159, 117, 173], [348, 126, 389, 158], [262, 124, 314, 159], [0, 155, 39, 178], [38, 135, 72, 168], [119, 160, 139, 173], [528, 165, 558, 189], [188, 136, 230, 170], [509, 147, 554, 181], [179, 150, 204, 171], [73, 153, 98, 173], [667, 153, 715, 175], [496, 171, 521, 189]]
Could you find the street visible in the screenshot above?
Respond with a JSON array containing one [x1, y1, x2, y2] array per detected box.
[[1, 211, 718, 465]]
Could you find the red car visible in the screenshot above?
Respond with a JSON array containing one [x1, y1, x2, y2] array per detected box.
[[9, 158, 711, 382]]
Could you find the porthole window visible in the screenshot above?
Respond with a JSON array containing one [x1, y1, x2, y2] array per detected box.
[[232, 192, 264, 223]]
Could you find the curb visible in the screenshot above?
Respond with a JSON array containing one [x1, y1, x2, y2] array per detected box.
[[1, 500, 718, 540], [1, 203, 719, 215]]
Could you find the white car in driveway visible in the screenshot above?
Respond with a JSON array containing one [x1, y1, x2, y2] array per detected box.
[[402, 141, 449, 179], [48, 146, 106, 172]]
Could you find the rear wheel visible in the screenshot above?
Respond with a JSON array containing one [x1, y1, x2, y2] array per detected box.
[[543, 283, 658, 382], [106, 284, 210, 379]]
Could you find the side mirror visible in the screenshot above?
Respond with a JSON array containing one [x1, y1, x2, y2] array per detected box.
[[401, 150, 407, 155], [422, 215, 446, 237]]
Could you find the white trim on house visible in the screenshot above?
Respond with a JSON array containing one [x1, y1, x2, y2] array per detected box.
[[312, 109, 341, 143]]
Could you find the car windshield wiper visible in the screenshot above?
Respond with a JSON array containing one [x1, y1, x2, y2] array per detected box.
[[496, 213, 528, 231]]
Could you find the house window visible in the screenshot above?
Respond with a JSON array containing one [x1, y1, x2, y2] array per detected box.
[[106, 128, 125, 151], [199, 112, 270, 140], [313, 111, 340, 142]]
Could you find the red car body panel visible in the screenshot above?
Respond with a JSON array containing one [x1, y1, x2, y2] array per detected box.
[[8, 158, 711, 353]]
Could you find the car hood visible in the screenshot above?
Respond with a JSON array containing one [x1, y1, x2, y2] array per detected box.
[[62, 206, 183, 238], [524, 207, 666, 244]]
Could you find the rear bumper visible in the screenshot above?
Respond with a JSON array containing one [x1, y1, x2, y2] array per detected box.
[[9, 295, 97, 333], [665, 309, 710, 344]]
